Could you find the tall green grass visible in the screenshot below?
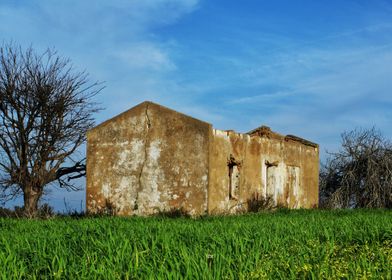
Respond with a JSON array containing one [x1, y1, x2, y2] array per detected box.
[[0, 209, 391, 279]]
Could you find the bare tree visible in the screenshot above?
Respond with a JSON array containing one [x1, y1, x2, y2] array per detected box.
[[320, 127, 392, 208], [0, 43, 102, 216]]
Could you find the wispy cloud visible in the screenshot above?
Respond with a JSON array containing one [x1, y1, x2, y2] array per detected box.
[[0, 0, 200, 112], [0, 0, 201, 210], [191, 23, 392, 145]]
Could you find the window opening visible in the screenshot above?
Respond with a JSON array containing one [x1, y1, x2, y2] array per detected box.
[[287, 166, 300, 207], [265, 160, 279, 198], [228, 154, 241, 200]]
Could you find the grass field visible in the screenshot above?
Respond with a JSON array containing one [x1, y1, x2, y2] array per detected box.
[[0, 209, 391, 279]]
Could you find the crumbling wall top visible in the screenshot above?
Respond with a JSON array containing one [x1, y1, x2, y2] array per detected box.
[[247, 125, 318, 148]]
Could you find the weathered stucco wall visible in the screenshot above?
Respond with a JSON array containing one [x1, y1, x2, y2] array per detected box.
[[208, 127, 319, 214], [259, 133, 319, 209], [87, 101, 211, 215], [87, 101, 319, 216], [208, 130, 262, 214]]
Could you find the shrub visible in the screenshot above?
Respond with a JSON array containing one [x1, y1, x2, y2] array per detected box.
[[247, 192, 275, 212]]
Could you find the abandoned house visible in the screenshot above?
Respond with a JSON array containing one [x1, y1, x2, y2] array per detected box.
[[86, 101, 319, 216]]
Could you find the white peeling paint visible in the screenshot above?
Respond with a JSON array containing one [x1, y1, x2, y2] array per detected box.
[[127, 116, 145, 134], [290, 166, 302, 208], [148, 140, 161, 161], [136, 138, 166, 214], [101, 183, 111, 198], [261, 158, 267, 197], [265, 162, 286, 204], [172, 166, 180, 174], [213, 129, 229, 139], [115, 176, 136, 212], [116, 139, 145, 173]]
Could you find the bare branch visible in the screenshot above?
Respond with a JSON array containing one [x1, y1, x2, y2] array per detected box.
[[0, 42, 103, 215], [320, 127, 392, 209]]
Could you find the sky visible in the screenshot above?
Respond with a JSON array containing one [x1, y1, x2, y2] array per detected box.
[[1, 0, 392, 211]]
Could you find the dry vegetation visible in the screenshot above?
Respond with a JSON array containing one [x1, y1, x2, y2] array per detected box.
[[320, 127, 392, 209]]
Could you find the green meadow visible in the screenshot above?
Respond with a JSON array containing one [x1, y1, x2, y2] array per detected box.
[[0, 209, 391, 279]]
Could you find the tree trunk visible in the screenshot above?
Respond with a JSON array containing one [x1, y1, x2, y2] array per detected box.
[[23, 185, 42, 217]]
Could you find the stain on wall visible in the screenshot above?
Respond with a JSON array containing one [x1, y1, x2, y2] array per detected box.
[[208, 126, 318, 214], [87, 102, 211, 215], [87, 102, 319, 216]]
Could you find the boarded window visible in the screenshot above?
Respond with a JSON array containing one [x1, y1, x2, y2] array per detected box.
[[265, 160, 279, 202], [287, 166, 300, 207], [266, 165, 277, 197]]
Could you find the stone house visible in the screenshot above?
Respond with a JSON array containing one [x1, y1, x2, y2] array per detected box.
[[86, 101, 319, 216]]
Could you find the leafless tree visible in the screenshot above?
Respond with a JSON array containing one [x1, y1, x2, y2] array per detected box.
[[0, 43, 102, 216], [320, 127, 392, 208]]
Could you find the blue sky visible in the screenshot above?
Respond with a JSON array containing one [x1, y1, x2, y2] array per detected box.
[[2, 0, 392, 211]]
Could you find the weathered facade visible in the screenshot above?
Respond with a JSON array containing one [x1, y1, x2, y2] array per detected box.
[[87, 101, 319, 216]]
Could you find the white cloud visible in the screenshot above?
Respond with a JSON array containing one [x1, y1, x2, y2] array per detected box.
[[112, 42, 176, 71]]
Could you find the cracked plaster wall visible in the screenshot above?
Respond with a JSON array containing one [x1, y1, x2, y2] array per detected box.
[[87, 101, 319, 216], [87, 102, 210, 215], [208, 129, 319, 214]]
